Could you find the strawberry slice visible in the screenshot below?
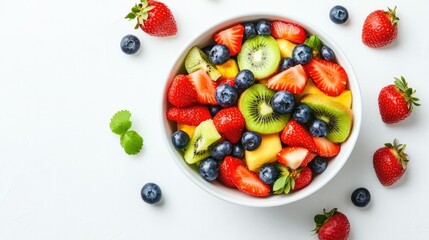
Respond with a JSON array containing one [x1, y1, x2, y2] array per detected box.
[[304, 58, 348, 96], [167, 74, 197, 107], [313, 137, 341, 157], [214, 24, 244, 56], [277, 147, 317, 169], [293, 166, 313, 190], [218, 156, 244, 188], [188, 69, 218, 105], [266, 64, 308, 94], [218, 77, 236, 87], [271, 21, 307, 44], [281, 119, 318, 153], [229, 161, 271, 197], [166, 105, 211, 126], [213, 107, 245, 144]]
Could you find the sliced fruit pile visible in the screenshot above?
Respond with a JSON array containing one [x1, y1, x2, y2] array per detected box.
[[166, 19, 354, 197]]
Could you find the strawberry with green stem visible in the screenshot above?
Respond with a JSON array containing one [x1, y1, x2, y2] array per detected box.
[[362, 6, 399, 48], [373, 139, 409, 186], [313, 208, 350, 240]]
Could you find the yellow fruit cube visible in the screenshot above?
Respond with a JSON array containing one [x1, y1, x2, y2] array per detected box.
[[244, 133, 282, 172], [216, 59, 239, 79], [298, 81, 352, 109], [177, 123, 196, 138], [276, 39, 297, 58]]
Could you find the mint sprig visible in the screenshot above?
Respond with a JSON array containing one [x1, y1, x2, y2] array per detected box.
[[110, 110, 143, 155], [110, 110, 132, 135], [120, 130, 143, 155]]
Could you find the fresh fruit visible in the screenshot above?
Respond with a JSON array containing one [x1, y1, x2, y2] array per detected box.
[[378, 76, 420, 124], [235, 69, 255, 91], [277, 147, 317, 170], [243, 22, 257, 40], [304, 58, 348, 96], [141, 182, 162, 204], [213, 107, 245, 144], [244, 133, 282, 172], [218, 78, 236, 88], [237, 35, 281, 79], [216, 59, 239, 79], [229, 157, 271, 197], [278, 57, 295, 72], [183, 119, 222, 164], [255, 20, 271, 35], [314, 208, 350, 240], [241, 131, 262, 151], [292, 44, 313, 64], [298, 80, 352, 108], [373, 139, 408, 186], [271, 90, 296, 114], [313, 137, 341, 157], [301, 94, 353, 143], [231, 144, 244, 159], [303, 35, 322, 57], [309, 119, 329, 137], [271, 21, 307, 44], [209, 44, 230, 65], [214, 24, 244, 56], [211, 141, 233, 161], [308, 156, 328, 174], [125, 0, 177, 37], [218, 156, 243, 188], [329, 5, 349, 24], [292, 104, 313, 123], [208, 105, 222, 118], [259, 164, 279, 185], [171, 130, 190, 150], [266, 64, 308, 94], [177, 123, 196, 138], [215, 84, 238, 107], [167, 74, 197, 107], [320, 45, 335, 61], [238, 84, 289, 134], [188, 70, 218, 105], [351, 187, 371, 207], [276, 39, 297, 58], [362, 6, 399, 48], [292, 166, 313, 190], [280, 119, 318, 153], [185, 47, 221, 80], [166, 105, 211, 126], [120, 34, 140, 54], [199, 158, 220, 181]]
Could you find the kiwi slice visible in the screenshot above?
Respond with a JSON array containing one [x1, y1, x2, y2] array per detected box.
[[184, 119, 221, 164], [238, 84, 290, 134], [301, 94, 353, 143], [237, 35, 281, 79], [184, 47, 221, 80]]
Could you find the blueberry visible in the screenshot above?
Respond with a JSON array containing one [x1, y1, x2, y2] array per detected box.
[[202, 45, 214, 56], [293, 104, 312, 123], [292, 44, 313, 65], [321, 45, 336, 62], [243, 22, 257, 40], [209, 44, 230, 64], [308, 156, 328, 174], [259, 164, 279, 185], [171, 130, 190, 150], [231, 144, 244, 158], [141, 183, 162, 204], [215, 84, 238, 107], [279, 57, 295, 72], [209, 105, 222, 117], [255, 20, 271, 35], [271, 90, 296, 114], [199, 158, 219, 181], [211, 141, 233, 161], [241, 131, 262, 151], [235, 69, 255, 91], [120, 34, 140, 55], [309, 119, 329, 137], [351, 187, 371, 207], [330, 5, 349, 24]]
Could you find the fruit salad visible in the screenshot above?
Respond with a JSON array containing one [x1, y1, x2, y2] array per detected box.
[[165, 19, 353, 197]]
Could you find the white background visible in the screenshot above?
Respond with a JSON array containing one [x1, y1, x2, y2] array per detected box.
[[1, 0, 428, 239]]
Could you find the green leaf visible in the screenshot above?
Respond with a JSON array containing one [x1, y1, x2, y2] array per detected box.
[[132, 5, 141, 13], [125, 12, 136, 20], [110, 110, 132, 135], [314, 214, 327, 226], [284, 180, 291, 194], [120, 130, 143, 155], [273, 175, 287, 192], [134, 23, 139, 29], [304, 35, 322, 55]]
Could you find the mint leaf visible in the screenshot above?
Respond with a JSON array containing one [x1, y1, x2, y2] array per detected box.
[[110, 110, 132, 135], [304, 35, 322, 56], [120, 130, 143, 155]]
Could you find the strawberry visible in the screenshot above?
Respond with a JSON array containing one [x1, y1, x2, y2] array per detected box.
[[313, 137, 341, 157], [125, 0, 177, 37], [292, 166, 312, 190], [378, 76, 420, 124], [229, 157, 270, 197], [314, 208, 350, 240], [280, 119, 318, 153], [166, 105, 211, 126], [167, 74, 197, 107], [188, 70, 218, 105], [218, 78, 236, 87], [362, 6, 399, 48], [271, 21, 307, 44], [373, 139, 409, 186], [277, 147, 316, 170], [304, 58, 348, 96], [266, 64, 308, 94], [218, 156, 244, 188], [213, 107, 245, 144], [214, 24, 244, 56]]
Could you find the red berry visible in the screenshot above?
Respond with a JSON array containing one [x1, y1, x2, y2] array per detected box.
[[266, 64, 308, 94], [373, 139, 408, 186], [167, 74, 197, 107], [271, 21, 307, 44], [292, 167, 312, 190], [314, 208, 350, 240], [280, 119, 318, 153], [214, 24, 244, 56], [213, 107, 245, 144], [362, 6, 399, 48], [166, 105, 211, 126]]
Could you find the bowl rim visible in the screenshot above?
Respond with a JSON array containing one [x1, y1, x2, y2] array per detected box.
[[160, 13, 362, 207]]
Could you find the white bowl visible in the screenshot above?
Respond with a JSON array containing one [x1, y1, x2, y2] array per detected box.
[[161, 14, 362, 207]]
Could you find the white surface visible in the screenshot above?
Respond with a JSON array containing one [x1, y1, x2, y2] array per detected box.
[[0, 0, 428, 239]]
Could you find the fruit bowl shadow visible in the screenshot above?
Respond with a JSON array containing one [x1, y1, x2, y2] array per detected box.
[[160, 14, 362, 207]]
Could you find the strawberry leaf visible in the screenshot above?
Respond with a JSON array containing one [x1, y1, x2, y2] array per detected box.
[[273, 175, 287, 194], [125, 12, 136, 20]]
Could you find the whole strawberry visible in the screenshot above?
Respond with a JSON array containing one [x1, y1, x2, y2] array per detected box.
[[314, 208, 350, 240], [125, 0, 177, 37], [373, 139, 409, 186], [213, 107, 245, 144], [378, 76, 420, 124], [362, 6, 399, 48]]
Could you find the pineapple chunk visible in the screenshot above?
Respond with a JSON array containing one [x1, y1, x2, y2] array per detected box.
[[216, 59, 239, 79], [276, 39, 297, 58], [177, 123, 196, 138], [297, 80, 352, 108], [244, 133, 282, 172]]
